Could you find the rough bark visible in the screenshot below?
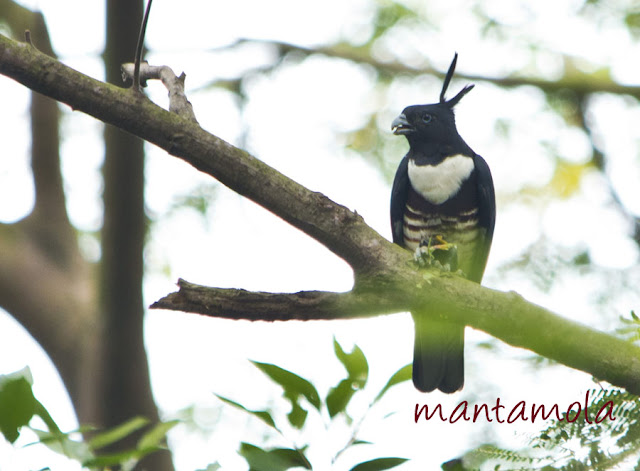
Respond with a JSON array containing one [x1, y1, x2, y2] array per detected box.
[[1, 34, 638, 395], [152, 278, 640, 396]]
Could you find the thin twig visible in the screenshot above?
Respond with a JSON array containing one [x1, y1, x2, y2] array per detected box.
[[122, 63, 198, 122]]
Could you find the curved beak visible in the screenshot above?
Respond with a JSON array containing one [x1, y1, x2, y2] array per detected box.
[[391, 113, 413, 135]]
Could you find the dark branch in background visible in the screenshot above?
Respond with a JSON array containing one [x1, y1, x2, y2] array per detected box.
[[0, 35, 405, 275], [101, 1, 173, 469], [201, 37, 640, 248], [1, 34, 640, 395], [201, 38, 640, 250], [208, 38, 640, 99], [13, 9, 78, 265], [575, 94, 640, 246], [0, 1, 99, 423]]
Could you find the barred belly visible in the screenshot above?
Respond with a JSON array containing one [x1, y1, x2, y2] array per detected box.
[[403, 205, 481, 275]]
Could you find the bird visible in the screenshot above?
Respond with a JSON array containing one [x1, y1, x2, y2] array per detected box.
[[390, 53, 496, 393]]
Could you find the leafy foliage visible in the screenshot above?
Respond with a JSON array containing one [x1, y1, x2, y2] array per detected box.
[[216, 338, 411, 470], [617, 311, 640, 345], [0, 368, 178, 470], [4, 342, 640, 471], [0, 367, 58, 444], [215, 394, 279, 431], [239, 442, 312, 471], [327, 338, 369, 419], [462, 388, 640, 470], [0, 343, 409, 470], [3, 1, 640, 471], [349, 457, 410, 471], [251, 360, 322, 429]]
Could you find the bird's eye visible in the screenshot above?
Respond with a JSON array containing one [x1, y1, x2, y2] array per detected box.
[[422, 113, 433, 123]]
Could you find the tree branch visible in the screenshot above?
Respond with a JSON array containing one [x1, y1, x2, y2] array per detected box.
[[0, 3, 79, 267], [121, 62, 198, 122], [575, 93, 640, 247], [153, 277, 640, 395], [219, 38, 640, 99], [0, 34, 400, 275], [150, 279, 403, 321], [0, 5, 99, 420], [2, 33, 639, 395]]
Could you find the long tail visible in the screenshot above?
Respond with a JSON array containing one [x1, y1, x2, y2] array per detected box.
[[412, 312, 464, 393]]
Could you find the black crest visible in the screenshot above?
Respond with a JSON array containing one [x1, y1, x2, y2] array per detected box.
[[439, 53, 474, 108]]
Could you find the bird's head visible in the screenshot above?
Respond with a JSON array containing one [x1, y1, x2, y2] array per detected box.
[[392, 53, 474, 149]]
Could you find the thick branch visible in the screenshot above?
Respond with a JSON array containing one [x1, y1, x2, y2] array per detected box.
[[151, 279, 403, 320], [154, 278, 640, 395], [0, 34, 402, 275], [2, 34, 639, 396], [0, 222, 98, 415]]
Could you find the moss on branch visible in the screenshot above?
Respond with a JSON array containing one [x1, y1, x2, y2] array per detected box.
[[2, 33, 640, 395]]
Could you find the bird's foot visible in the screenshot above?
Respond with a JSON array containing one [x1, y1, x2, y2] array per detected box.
[[415, 235, 459, 272]]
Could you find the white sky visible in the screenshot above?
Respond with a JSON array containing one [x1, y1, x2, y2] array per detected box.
[[1, 0, 640, 470]]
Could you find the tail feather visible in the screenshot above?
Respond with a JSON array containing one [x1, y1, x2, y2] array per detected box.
[[412, 312, 464, 393]]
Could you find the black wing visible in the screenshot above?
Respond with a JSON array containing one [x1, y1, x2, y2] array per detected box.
[[390, 155, 410, 247], [469, 154, 496, 282]]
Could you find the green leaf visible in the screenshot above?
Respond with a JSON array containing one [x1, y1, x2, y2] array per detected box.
[[352, 439, 373, 446], [215, 395, 279, 431], [1, 366, 34, 386], [325, 340, 371, 418], [88, 416, 149, 450], [196, 464, 222, 471], [349, 457, 409, 471], [0, 367, 38, 443], [239, 442, 311, 471], [137, 420, 179, 450], [252, 361, 320, 428], [334, 338, 368, 387], [625, 12, 640, 38], [33, 398, 62, 435], [373, 364, 412, 404], [371, 2, 417, 41], [251, 361, 321, 410], [326, 379, 357, 418], [82, 447, 157, 470], [30, 428, 93, 463], [286, 400, 308, 429]]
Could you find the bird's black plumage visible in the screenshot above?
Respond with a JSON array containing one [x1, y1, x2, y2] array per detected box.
[[390, 54, 495, 393]]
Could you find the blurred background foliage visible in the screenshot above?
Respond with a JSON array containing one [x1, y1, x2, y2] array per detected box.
[[1, 0, 640, 469], [177, 0, 640, 333]]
